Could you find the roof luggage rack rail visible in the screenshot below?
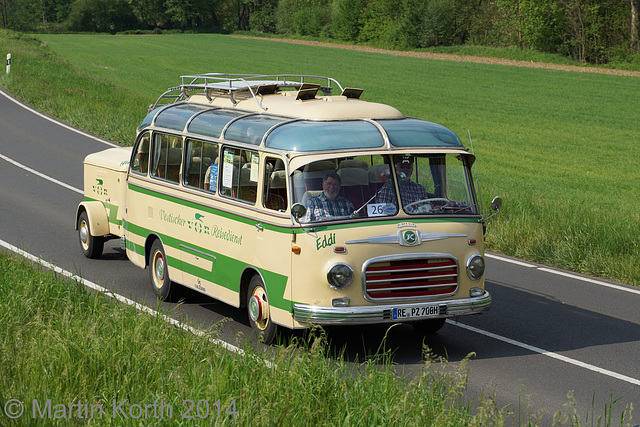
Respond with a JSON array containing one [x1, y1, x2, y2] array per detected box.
[[150, 73, 346, 112]]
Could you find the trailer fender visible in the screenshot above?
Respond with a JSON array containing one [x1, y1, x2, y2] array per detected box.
[[76, 201, 110, 237]]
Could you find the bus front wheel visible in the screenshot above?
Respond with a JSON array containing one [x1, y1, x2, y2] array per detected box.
[[149, 240, 179, 302], [247, 275, 277, 344]]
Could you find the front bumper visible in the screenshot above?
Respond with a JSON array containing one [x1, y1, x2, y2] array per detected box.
[[293, 291, 491, 325]]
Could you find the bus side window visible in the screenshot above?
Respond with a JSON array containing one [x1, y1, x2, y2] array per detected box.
[[184, 139, 217, 191], [263, 157, 287, 212], [220, 147, 258, 204], [131, 132, 150, 175], [152, 133, 182, 183]]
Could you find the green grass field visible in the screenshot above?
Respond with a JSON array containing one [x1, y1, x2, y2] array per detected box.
[[1, 31, 639, 285]]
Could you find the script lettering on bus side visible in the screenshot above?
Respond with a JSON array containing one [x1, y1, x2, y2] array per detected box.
[[158, 210, 243, 245], [316, 233, 335, 250]]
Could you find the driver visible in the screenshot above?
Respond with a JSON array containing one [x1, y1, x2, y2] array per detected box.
[[377, 155, 429, 211], [305, 172, 354, 222]]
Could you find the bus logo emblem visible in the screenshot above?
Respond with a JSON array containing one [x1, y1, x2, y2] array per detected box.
[[401, 230, 419, 246]]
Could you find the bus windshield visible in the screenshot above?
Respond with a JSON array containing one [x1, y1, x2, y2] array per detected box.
[[293, 153, 479, 223]]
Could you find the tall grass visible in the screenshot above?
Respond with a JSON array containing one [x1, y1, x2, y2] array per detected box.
[[0, 252, 498, 426], [1, 30, 639, 286], [1, 251, 634, 425]]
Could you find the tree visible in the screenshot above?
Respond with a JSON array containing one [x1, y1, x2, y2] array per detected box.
[[1, 0, 7, 28], [331, 0, 366, 41], [402, 0, 457, 48], [632, 0, 639, 53], [127, 0, 166, 29], [520, 0, 564, 53], [275, 0, 331, 36], [67, 0, 137, 33], [358, 0, 405, 48], [248, 0, 278, 33]]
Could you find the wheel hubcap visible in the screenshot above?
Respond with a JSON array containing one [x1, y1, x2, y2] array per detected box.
[[80, 221, 89, 248], [249, 295, 262, 322], [249, 287, 269, 330], [153, 253, 165, 287]]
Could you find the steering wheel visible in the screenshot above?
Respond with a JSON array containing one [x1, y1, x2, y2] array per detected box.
[[404, 198, 451, 211]]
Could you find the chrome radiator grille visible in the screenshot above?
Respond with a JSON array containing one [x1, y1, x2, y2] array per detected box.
[[363, 255, 459, 301]]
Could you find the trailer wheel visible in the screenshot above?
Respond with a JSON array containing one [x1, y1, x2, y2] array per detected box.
[[247, 275, 277, 344], [149, 240, 179, 301], [78, 211, 104, 259]]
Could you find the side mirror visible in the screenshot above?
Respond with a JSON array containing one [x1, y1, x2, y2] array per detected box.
[[483, 196, 503, 225], [491, 196, 502, 212], [291, 203, 307, 222]]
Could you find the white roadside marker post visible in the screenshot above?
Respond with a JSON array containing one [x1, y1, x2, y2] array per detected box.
[[6, 53, 10, 75]]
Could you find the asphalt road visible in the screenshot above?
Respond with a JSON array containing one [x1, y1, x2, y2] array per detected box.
[[1, 88, 638, 424]]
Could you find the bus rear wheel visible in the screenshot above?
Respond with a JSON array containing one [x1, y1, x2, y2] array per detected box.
[[149, 240, 179, 302], [78, 211, 104, 259], [247, 275, 277, 344]]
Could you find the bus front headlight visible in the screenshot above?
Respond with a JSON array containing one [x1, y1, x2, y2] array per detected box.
[[327, 263, 354, 290], [466, 254, 485, 280]]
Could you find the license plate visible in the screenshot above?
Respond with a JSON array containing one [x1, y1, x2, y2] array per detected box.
[[392, 305, 440, 320]]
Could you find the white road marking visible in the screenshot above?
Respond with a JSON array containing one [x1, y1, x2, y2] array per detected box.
[[487, 253, 640, 296], [448, 319, 640, 387], [537, 267, 640, 296], [485, 252, 536, 268], [0, 88, 120, 148], [0, 153, 83, 195]]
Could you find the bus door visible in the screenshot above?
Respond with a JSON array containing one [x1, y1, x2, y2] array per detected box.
[[254, 155, 293, 324], [179, 139, 220, 293]]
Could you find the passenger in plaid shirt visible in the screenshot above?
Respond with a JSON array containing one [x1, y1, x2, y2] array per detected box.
[[377, 155, 429, 212], [305, 172, 354, 222]]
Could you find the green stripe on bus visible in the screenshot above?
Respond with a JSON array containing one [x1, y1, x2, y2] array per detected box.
[[125, 220, 291, 311], [127, 183, 292, 233], [84, 196, 122, 226]]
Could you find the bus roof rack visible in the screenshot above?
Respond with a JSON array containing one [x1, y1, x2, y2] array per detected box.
[[150, 73, 347, 112]]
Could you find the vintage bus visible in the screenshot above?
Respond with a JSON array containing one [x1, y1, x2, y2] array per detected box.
[[76, 73, 501, 344]]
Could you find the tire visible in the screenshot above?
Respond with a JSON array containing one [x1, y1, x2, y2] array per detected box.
[[78, 211, 104, 259], [149, 239, 179, 302], [412, 318, 446, 334], [247, 275, 277, 344]]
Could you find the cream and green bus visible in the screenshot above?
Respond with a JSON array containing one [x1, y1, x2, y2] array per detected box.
[[76, 73, 501, 344]]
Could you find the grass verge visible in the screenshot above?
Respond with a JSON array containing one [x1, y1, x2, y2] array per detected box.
[[0, 251, 498, 426]]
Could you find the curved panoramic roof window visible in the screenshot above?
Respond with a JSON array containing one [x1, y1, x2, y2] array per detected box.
[[265, 120, 384, 152], [377, 118, 463, 148], [154, 104, 211, 131], [224, 115, 286, 146], [137, 107, 162, 132], [188, 109, 244, 139]]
